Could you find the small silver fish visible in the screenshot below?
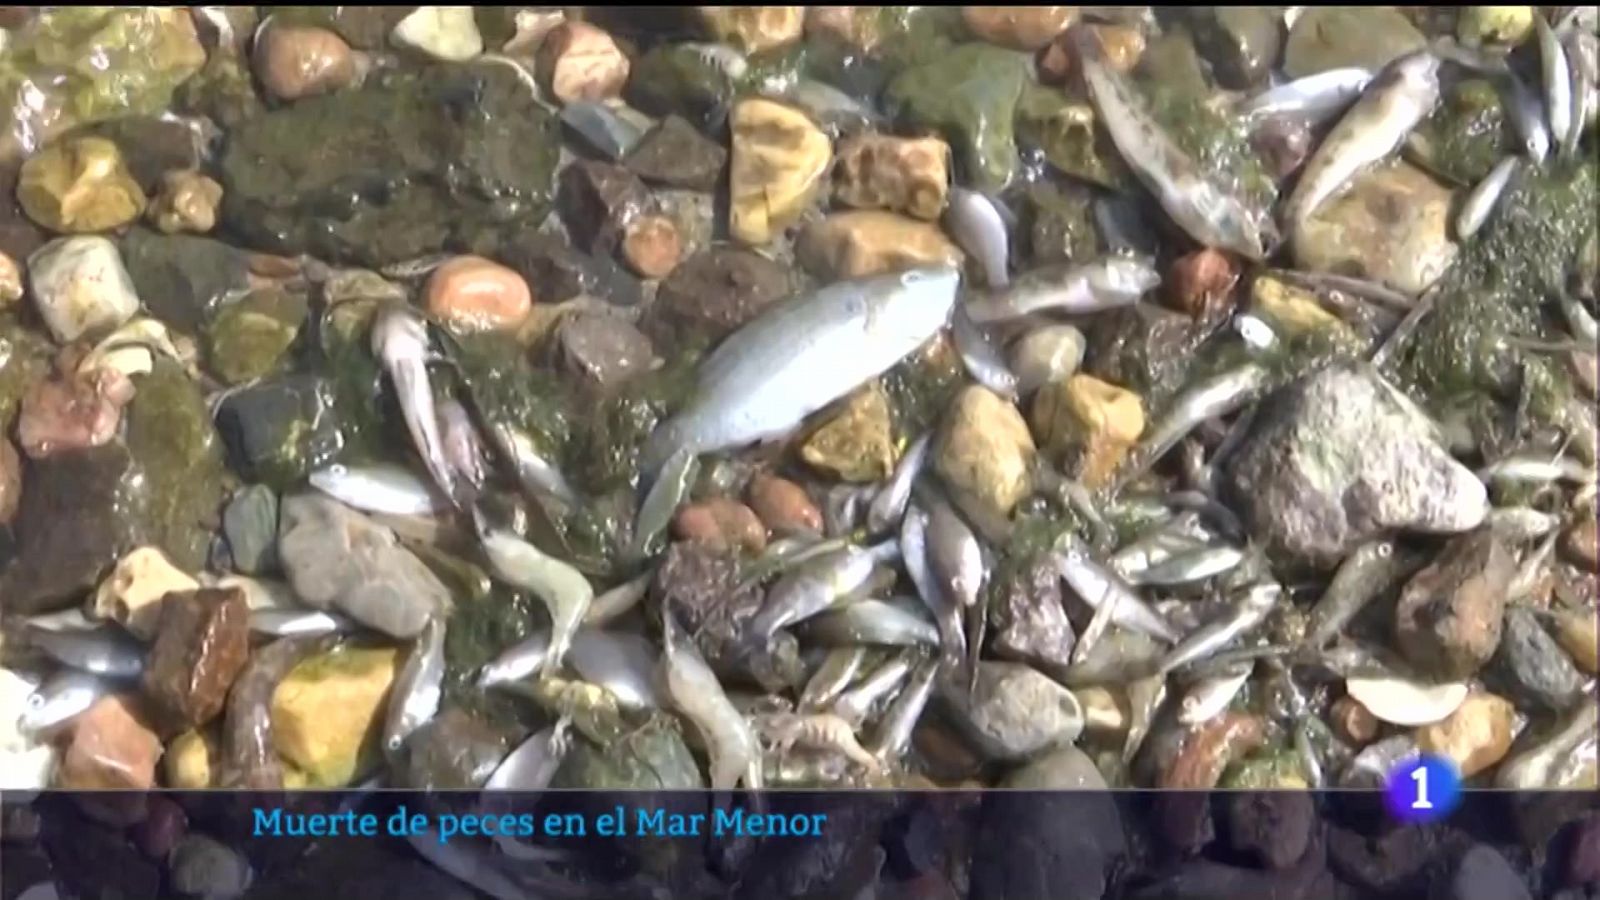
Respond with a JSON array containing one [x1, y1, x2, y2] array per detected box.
[[1559, 291, 1599, 344], [866, 431, 932, 535], [476, 518, 594, 678], [1538, 14, 1575, 152], [1238, 67, 1375, 124], [868, 660, 939, 761], [19, 669, 111, 737], [1177, 660, 1253, 725], [962, 256, 1160, 323], [1478, 451, 1597, 485], [1497, 691, 1599, 788], [384, 616, 446, 757], [484, 723, 569, 791], [1305, 539, 1407, 648], [748, 542, 898, 641], [901, 504, 966, 673], [308, 463, 450, 517], [1053, 532, 1179, 643], [27, 627, 144, 679], [800, 597, 943, 649], [799, 647, 870, 712], [1284, 50, 1442, 230], [437, 399, 488, 494], [568, 629, 664, 711], [944, 187, 1010, 289], [832, 652, 915, 727], [1455, 155, 1521, 240], [1504, 70, 1553, 162], [924, 493, 987, 610], [949, 306, 1019, 399], [1158, 582, 1282, 674], [1485, 506, 1563, 540], [248, 608, 358, 638], [583, 572, 652, 627], [371, 305, 464, 508], [478, 632, 552, 689], [1116, 362, 1271, 488], [1560, 30, 1595, 158], [497, 424, 580, 507], [660, 607, 763, 790], [1125, 545, 1248, 588]]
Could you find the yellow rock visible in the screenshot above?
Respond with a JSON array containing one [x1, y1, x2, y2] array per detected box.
[[1458, 7, 1534, 47], [17, 136, 147, 234], [797, 210, 964, 280], [91, 546, 201, 641], [1250, 275, 1351, 337], [935, 385, 1037, 519], [1415, 691, 1515, 778], [1550, 606, 1598, 675], [148, 170, 223, 234], [699, 6, 805, 53], [271, 646, 399, 788], [833, 134, 951, 220], [1031, 374, 1144, 488], [730, 98, 832, 246], [801, 382, 897, 482], [164, 727, 220, 789]]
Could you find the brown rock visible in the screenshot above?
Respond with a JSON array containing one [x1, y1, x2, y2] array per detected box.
[[1158, 712, 1267, 789], [1563, 518, 1598, 570], [622, 115, 728, 192], [962, 6, 1079, 51], [251, 23, 356, 102], [56, 694, 162, 791], [424, 255, 533, 333], [0, 438, 19, 525], [141, 587, 251, 733], [555, 312, 656, 391], [797, 210, 964, 280], [147, 170, 223, 235], [90, 546, 202, 640], [16, 366, 136, 459], [833, 134, 951, 221], [557, 160, 652, 255], [1330, 695, 1379, 746], [672, 498, 768, 555], [1414, 691, 1515, 777], [1167, 248, 1241, 320], [1040, 23, 1145, 81], [990, 557, 1076, 670], [620, 214, 683, 279], [1394, 530, 1513, 680], [644, 247, 793, 347], [699, 6, 805, 53], [0, 248, 20, 305], [536, 22, 630, 104], [746, 472, 822, 535]]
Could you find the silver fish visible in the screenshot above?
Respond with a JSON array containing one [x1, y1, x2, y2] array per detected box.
[[901, 504, 966, 672], [1305, 539, 1408, 648], [28, 627, 144, 679], [1239, 67, 1375, 125], [924, 493, 986, 609], [949, 306, 1019, 399], [833, 652, 915, 727], [438, 399, 488, 493], [1455, 154, 1521, 240], [800, 647, 870, 712], [868, 660, 939, 761], [1283, 50, 1442, 230], [660, 607, 763, 790], [484, 723, 569, 791], [1485, 506, 1563, 540], [1504, 69, 1553, 162], [1116, 362, 1271, 488], [308, 463, 450, 517], [800, 597, 943, 649], [384, 616, 446, 756], [1126, 545, 1248, 588], [249, 608, 359, 638], [371, 305, 464, 507], [866, 431, 932, 535], [1079, 33, 1270, 259], [747, 542, 898, 641], [944, 187, 1010, 289], [478, 632, 551, 689], [1560, 30, 1595, 157], [629, 446, 698, 560], [568, 629, 664, 711], [1158, 583, 1282, 674], [1053, 532, 1179, 643], [640, 266, 960, 475], [1177, 660, 1253, 725], [1478, 451, 1596, 485], [1559, 291, 1599, 344], [1497, 691, 1599, 788], [1538, 15, 1575, 152], [962, 256, 1160, 323], [476, 518, 594, 678], [19, 669, 111, 737], [584, 572, 652, 627]]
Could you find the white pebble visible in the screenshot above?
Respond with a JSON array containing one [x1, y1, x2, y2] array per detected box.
[[392, 6, 484, 62], [26, 236, 141, 344]]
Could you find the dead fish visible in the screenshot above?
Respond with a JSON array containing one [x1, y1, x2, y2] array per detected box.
[[1158, 583, 1281, 674], [583, 573, 652, 627], [438, 399, 489, 493], [1125, 545, 1248, 588], [484, 723, 569, 791], [660, 607, 763, 791], [866, 431, 932, 535], [868, 660, 938, 761], [249, 608, 359, 638], [1115, 362, 1271, 488], [924, 492, 987, 609], [1455, 154, 1521, 240], [629, 446, 698, 560], [1485, 506, 1563, 540], [1238, 67, 1375, 125], [963, 256, 1160, 323], [1283, 50, 1442, 230], [1496, 690, 1598, 788], [640, 267, 960, 476], [799, 597, 943, 649], [308, 462, 451, 517], [1304, 539, 1408, 648], [832, 652, 915, 727], [823, 483, 870, 539], [800, 647, 870, 712], [901, 504, 966, 673], [1078, 31, 1271, 259], [747, 542, 900, 642], [478, 632, 551, 689], [944, 187, 1010, 289], [1177, 660, 1253, 725], [1053, 532, 1179, 643], [1537, 14, 1575, 152], [372, 305, 466, 508], [1559, 290, 1599, 344], [27, 627, 143, 679], [475, 513, 594, 679], [1503, 69, 1553, 162], [384, 616, 447, 757], [1478, 450, 1597, 485], [1560, 30, 1595, 157], [568, 629, 664, 712], [19, 669, 112, 737], [949, 306, 1019, 399], [497, 424, 581, 507]]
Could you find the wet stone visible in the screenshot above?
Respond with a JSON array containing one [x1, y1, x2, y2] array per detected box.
[[642, 247, 793, 350], [169, 833, 253, 900], [215, 375, 346, 487], [833, 134, 952, 221], [961, 7, 1079, 51], [558, 160, 652, 256], [622, 114, 728, 191], [27, 235, 142, 344], [424, 254, 532, 334], [650, 541, 802, 692], [1022, 181, 1101, 265], [277, 494, 452, 639], [885, 43, 1029, 193], [272, 645, 399, 787], [1437, 844, 1532, 900], [66, 115, 205, 196], [91, 546, 200, 640], [990, 557, 1077, 671], [626, 43, 739, 134], [148, 170, 224, 235], [936, 384, 1037, 521], [747, 472, 822, 536], [1001, 743, 1107, 789], [251, 23, 356, 102], [1394, 530, 1513, 681], [1225, 791, 1316, 870], [120, 228, 251, 333], [1415, 691, 1515, 778], [797, 210, 965, 281], [620, 214, 684, 280], [496, 229, 643, 308], [1183, 8, 1282, 89], [396, 707, 513, 790], [1293, 161, 1460, 295], [142, 587, 251, 733], [56, 694, 161, 791], [17, 135, 147, 234], [1486, 606, 1584, 713], [946, 661, 1083, 762], [391, 6, 483, 63], [16, 366, 135, 459], [205, 286, 308, 385], [730, 98, 833, 247], [1285, 7, 1427, 78], [672, 497, 767, 555], [801, 383, 897, 483], [556, 312, 656, 391], [551, 714, 704, 789], [535, 21, 629, 104]]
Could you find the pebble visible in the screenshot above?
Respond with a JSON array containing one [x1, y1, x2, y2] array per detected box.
[[1031, 373, 1145, 488], [1040, 24, 1146, 82], [1225, 791, 1316, 869], [991, 558, 1077, 670], [168, 833, 253, 900], [936, 385, 1037, 520], [142, 587, 251, 733], [623, 114, 729, 191], [164, 728, 219, 789], [223, 484, 280, 575], [0, 438, 19, 526], [1548, 606, 1599, 675], [1458, 7, 1535, 47], [746, 472, 822, 535], [277, 494, 453, 638], [643, 247, 792, 347], [832, 134, 952, 221], [698, 6, 805, 53], [961, 7, 1080, 51], [251, 23, 356, 101], [1415, 692, 1515, 778], [0, 249, 21, 305], [147, 171, 223, 235], [26, 235, 142, 344], [133, 796, 188, 859], [651, 542, 800, 692], [1250, 274, 1353, 339], [536, 21, 629, 104], [730, 98, 832, 246], [1284, 7, 1426, 77], [1487, 606, 1585, 712], [1564, 519, 1598, 570], [801, 383, 897, 483], [424, 255, 533, 333], [272, 646, 400, 786], [1441, 844, 1531, 900], [55, 694, 162, 791], [558, 160, 652, 255], [1001, 744, 1106, 788], [17, 136, 147, 234], [0, 668, 57, 790], [1395, 530, 1513, 680], [620, 214, 683, 279], [671, 497, 768, 555], [1008, 324, 1086, 394], [1293, 161, 1459, 295], [555, 312, 656, 391], [1330, 695, 1380, 746], [16, 366, 137, 459], [948, 662, 1084, 761], [797, 210, 964, 280], [89, 546, 201, 640], [1252, 114, 1316, 181], [1167, 248, 1241, 320], [391, 6, 484, 62]]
